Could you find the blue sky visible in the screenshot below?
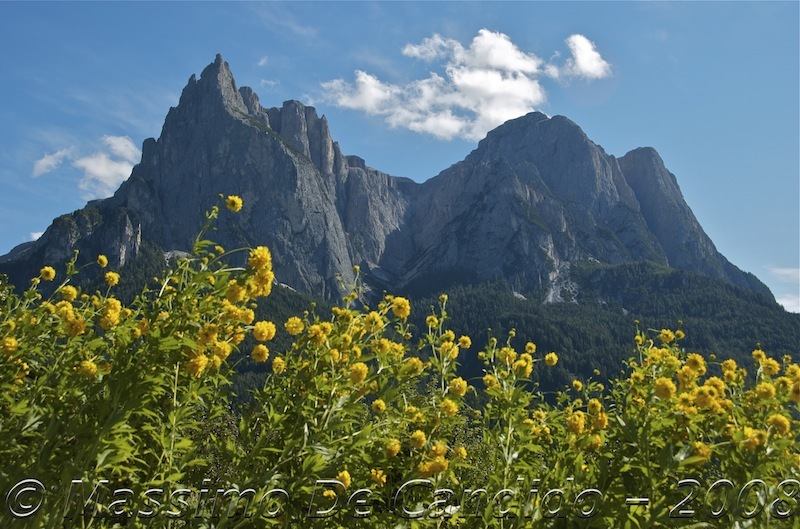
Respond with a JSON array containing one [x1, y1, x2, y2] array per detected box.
[[0, 2, 797, 311]]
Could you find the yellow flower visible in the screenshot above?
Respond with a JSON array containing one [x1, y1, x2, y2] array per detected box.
[[371, 399, 386, 414], [104, 271, 120, 287], [40, 266, 56, 281], [752, 348, 767, 363], [742, 427, 766, 450], [572, 380, 583, 392], [440, 398, 458, 417], [350, 362, 369, 384], [659, 329, 675, 344], [252, 321, 277, 342], [284, 316, 304, 336], [545, 352, 558, 367], [567, 411, 586, 435], [336, 470, 351, 489], [363, 311, 384, 333], [403, 357, 425, 376], [271, 357, 286, 374], [692, 441, 711, 464], [225, 280, 247, 303], [322, 489, 336, 500], [654, 377, 677, 400], [525, 342, 537, 354], [791, 382, 800, 403], [251, 344, 269, 363], [76, 360, 98, 378], [762, 358, 781, 376], [96, 254, 108, 268], [198, 323, 219, 344], [212, 341, 232, 360], [410, 430, 427, 449], [391, 297, 411, 320], [247, 246, 272, 271], [60, 285, 78, 302], [2, 336, 20, 355], [755, 382, 776, 400], [458, 335, 472, 349], [686, 353, 706, 376], [449, 377, 468, 397], [675, 329, 685, 340], [425, 315, 439, 329], [721, 359, 737, 373], [385, 438, 401, 458], [225, 195, 243, 212], [208, 355, 223, 371], [483, 373, 499, 389], [587, 398, 603, 415], [766, 414, 791, 436], [186, 353, 209, 378], [498, 346, 517, 365], [454, 446, 467, 459], [370, 469, 387, 487], [428, 441, 447, 458], [591, 412, 609, 431]]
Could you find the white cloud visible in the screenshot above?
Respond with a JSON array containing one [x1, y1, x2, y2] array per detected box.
[[257, 56, 268, 67], [30, 231, 43, 241], [563, 35, 612, 79], [777, 294, 800, 313], [322, 29, 611, 141], [73, 136, 140, 200], [32, 148, 73, 177], [768, 267, 800, 283]]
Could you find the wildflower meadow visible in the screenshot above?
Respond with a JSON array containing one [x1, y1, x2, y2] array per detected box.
[[2, 197, 798, 529]]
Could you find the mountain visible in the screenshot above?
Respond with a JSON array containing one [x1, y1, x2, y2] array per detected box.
[[0, 55, 775, 306]]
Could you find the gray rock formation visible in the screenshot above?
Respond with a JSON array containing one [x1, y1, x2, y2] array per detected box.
[[0, 54, 772, 301]]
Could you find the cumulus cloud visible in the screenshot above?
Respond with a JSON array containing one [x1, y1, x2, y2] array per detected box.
[[322, 29, 611, 141], [30, 231, 43, 241], [31, 136, 140, 199], [32, 148, 73, 177], [73, 135, 140, 200], [563, 34, 612, 79]]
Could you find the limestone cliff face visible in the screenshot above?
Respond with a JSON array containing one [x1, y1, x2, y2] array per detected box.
[[0, 55, 772, 300]]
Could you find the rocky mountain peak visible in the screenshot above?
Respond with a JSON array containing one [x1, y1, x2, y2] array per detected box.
[[0, 55, 774, 303]]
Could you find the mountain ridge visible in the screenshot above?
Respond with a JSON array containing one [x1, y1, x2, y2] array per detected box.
[[0, 54, 773, 305]]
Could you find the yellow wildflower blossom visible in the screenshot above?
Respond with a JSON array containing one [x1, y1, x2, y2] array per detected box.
[[40, 266, 56, 281], [350, 362, 368, 384], [76, 360, 98, 378], [225, 195, 243, 212], [336, 470, 351, 489], [385, 439, 401, 458], [391, 297, 411, 320], [272, 357, 286, 375], [449, 377, 468, 397], [410, 430, 427, 449], [545, 352, 558, 366], [104, 271, 120, 287], [285, 316, 304, 336], [371, 399, 386, 414], [251, 344, 269, 363], [654, 377, 677, 400], [440, 398, 458, 417]]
